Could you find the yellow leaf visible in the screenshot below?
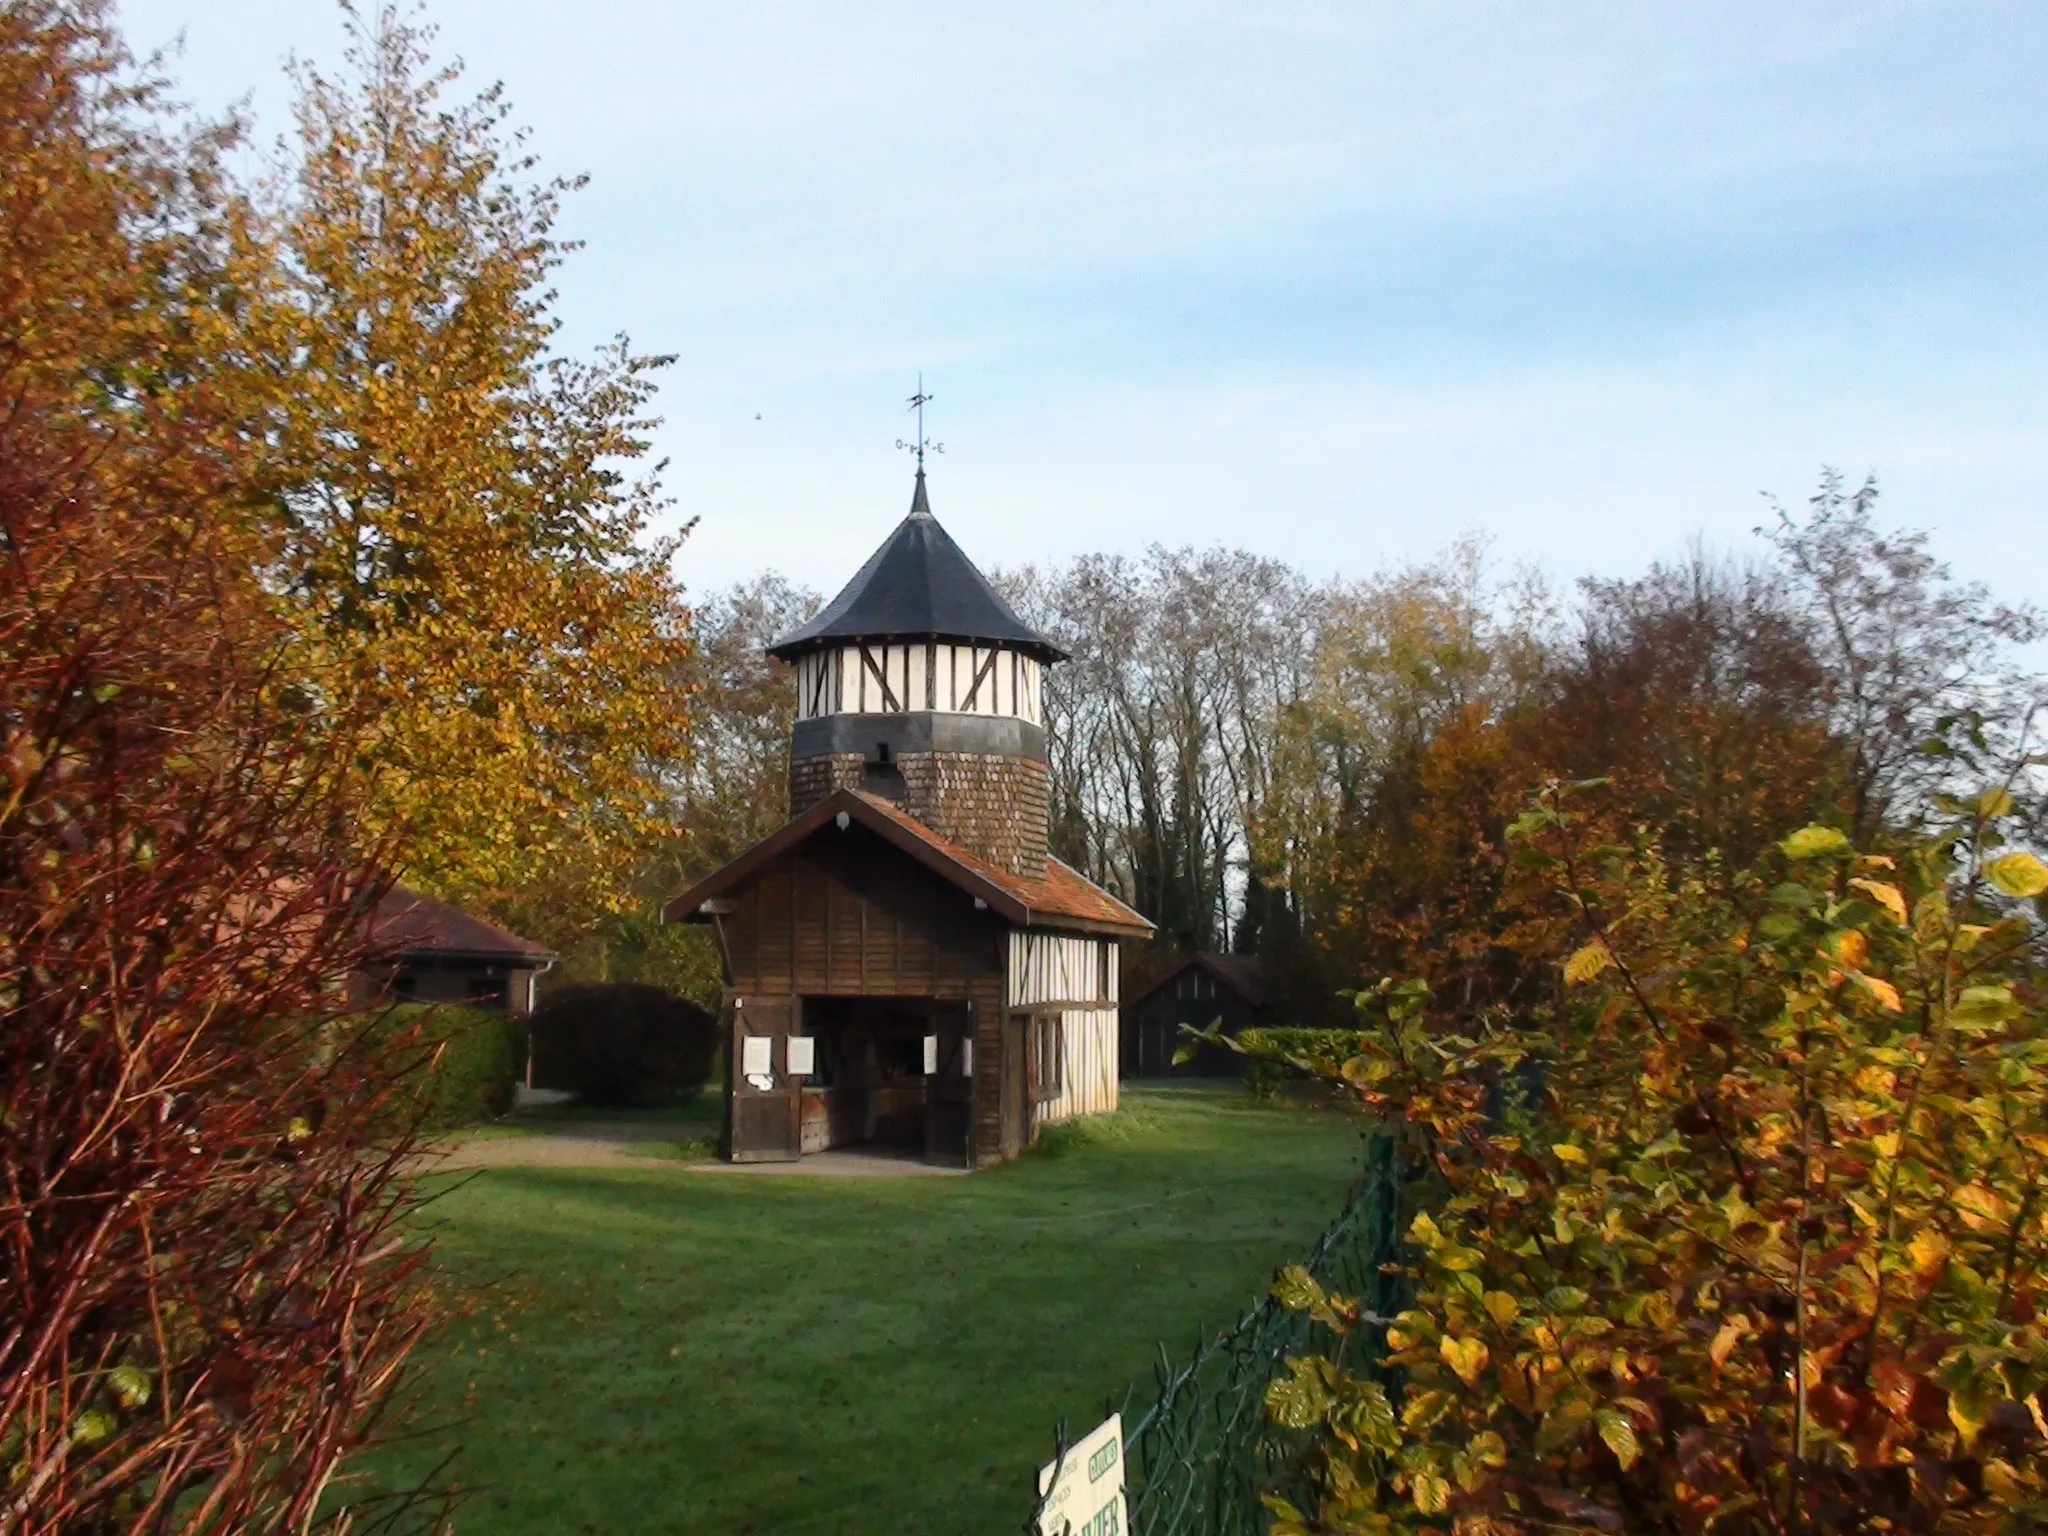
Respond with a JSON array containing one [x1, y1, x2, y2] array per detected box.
[[1552, 1143, 1588, 1165], [1987, 851, 2048, 898], [1440, 1334, 1489, 1386], [1871, 1131, 1900, 1159], [1848, 878, 1908, 925], [1829, 928, 1869, 969], [1563, 941, 1614, 985], [1411, 1470, 1451, 1515], [1782, 825, 1851, 859], [1482, 1290, 1520, 1327], [1907, 1229, 1950, 1278], [1954, 1183, 2012, 1232], [1709, 1319, 1744, 1367], [1853, 973, 1903, 1012]]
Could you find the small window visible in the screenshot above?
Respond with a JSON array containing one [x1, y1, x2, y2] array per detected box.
[[1033, 1014, 1064, 1103], [391, 971, 418, 1001], [861, 745, 906, 801]]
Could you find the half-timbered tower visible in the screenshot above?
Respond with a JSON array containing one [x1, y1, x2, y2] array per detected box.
[[664, 470, 1152, 1167]]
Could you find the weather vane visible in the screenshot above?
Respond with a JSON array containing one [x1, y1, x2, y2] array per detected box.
[[896, 374, 944, 469]]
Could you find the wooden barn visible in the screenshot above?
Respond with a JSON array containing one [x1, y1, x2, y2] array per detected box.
[[1122, 952, 1270, 1078], [664, 469, 1153, 1168]]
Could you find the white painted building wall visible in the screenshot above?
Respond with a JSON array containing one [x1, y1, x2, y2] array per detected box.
[[1007, 931, 1120, 1124], [793, 643, 1043, 724]]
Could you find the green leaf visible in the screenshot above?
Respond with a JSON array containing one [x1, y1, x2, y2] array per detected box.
[[1264, 1357, 1334, 1429], [71, 1408, 119, 1447], [1782, 825, 1851, 860], [1953, 985, 2019, 1027], [1535, 1395, 1593, 1454], [1270, 1264, 1325, 1313], [1986, 851, 2048, 898], [1170, 1043, 1196, 1065], [1258, 1493, 1308, 1531], [1596, 1407, 1641, 1468], [1401, 1387, 1455, 1431], [105, 1365, 151, 1410], [1338, 1382, 1401, 1454]]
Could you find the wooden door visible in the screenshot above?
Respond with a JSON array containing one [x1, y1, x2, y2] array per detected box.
[[727, 994, 801, 1163], [925, 1000, 973, 1168]]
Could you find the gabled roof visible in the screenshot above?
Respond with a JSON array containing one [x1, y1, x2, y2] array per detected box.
[[765, 471, 1065, 663], [661, 788, 1153, 939], [1130, 951, 1270, 1011], [370, 887, 558, 964]]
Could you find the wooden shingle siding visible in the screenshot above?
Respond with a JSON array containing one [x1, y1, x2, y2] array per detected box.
[[1007, 932, 1117, 1008], [788, 752, 864, 817], [898, 752, 1048, 879]]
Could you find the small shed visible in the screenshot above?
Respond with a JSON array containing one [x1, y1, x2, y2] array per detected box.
[[1122, 952, 1269, 1078], [352, 887, 558, 1017]]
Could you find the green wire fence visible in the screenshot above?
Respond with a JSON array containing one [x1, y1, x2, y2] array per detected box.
[[1028, 1133, 1409, 1536]]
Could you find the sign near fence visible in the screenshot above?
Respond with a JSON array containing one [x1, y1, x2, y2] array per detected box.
[[1036, 1413, 1126, 1536]]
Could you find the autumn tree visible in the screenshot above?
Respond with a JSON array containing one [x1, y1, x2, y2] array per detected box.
[[1249, 779, 2048, 1534], [672, 574, 819, 873], [1002, 548, 1323, 956], [244, 5, 694, 924], [504, 574, 819, 1005], [1, 6, 432, 1526], [1762, 472, 2041, 841]]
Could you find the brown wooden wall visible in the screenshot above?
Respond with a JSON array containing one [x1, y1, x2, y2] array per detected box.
[[1123, 986, 1260, 1078], [716, 821, 1016, 1163]]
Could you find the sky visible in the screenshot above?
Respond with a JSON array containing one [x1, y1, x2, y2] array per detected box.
[[120, 1, 2048, 605]]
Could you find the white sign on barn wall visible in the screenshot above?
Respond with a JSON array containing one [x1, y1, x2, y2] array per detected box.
[[1036, 1413, 1125, 1536]]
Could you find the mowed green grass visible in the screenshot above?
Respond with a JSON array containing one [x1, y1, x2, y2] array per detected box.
[[360, 1084, 1364, 1536]]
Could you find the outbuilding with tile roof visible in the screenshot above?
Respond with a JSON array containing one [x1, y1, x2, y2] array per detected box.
[[351, 886, 558, 1017], [667, 471, 1153, 1168]]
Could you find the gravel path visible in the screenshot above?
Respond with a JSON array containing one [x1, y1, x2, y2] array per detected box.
[[421, 1121, 967, 1176], [420, 1119, 709, 1172]]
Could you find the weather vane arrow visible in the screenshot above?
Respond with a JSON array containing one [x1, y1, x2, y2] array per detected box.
[[895, 373, 944, 469]]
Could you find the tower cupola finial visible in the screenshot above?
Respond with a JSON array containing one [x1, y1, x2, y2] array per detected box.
[[895, 373, 943, 489]]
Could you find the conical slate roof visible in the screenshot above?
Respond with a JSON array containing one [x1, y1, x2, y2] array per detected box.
[[766, 471, 1065, 662]]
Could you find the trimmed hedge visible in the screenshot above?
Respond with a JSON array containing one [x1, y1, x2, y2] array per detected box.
[[358, 1003, 524, 1131], [529, 983, 717, 1107], [1234, 1027, 1376, 1097]]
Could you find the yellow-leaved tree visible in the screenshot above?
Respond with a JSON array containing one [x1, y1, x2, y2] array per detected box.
[[238, 6, 692, 927]]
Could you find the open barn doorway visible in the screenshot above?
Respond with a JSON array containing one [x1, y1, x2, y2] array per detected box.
[[776, 995, 972, 1168]]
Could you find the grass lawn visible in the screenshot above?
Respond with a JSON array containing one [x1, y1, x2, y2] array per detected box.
[[361, 1083, 1365, 1536]]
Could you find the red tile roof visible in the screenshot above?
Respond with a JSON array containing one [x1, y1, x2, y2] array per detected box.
[[662, 788, 1155, 939], [370, 887, 558, 963], [844, 790, 1153, 934]]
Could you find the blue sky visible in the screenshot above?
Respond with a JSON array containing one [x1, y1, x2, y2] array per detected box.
[[122, 1, 2048, 603]]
